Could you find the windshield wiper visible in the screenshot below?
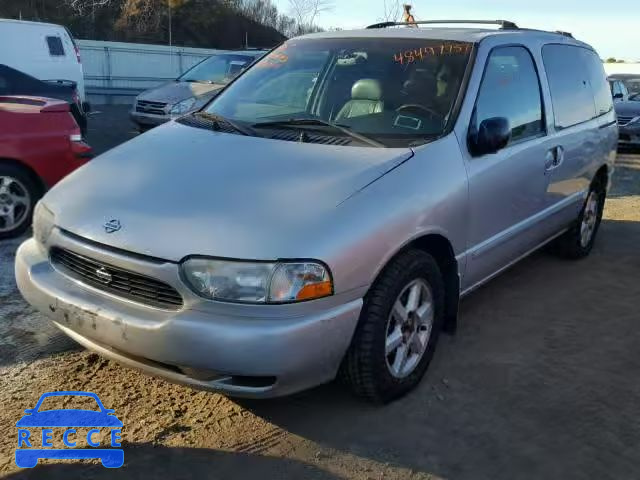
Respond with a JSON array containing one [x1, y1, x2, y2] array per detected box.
[[252, 118, 384, 147], [193, 112, 255, 136]]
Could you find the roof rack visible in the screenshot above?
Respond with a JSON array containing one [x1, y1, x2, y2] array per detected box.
[[554, 30, 574, 38], [366, 19, 519, 30]]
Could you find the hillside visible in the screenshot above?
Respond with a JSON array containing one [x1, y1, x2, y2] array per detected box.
[[0, 0, 288, 49]]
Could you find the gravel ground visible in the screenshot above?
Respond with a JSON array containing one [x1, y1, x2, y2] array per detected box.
[[0, 112, 639, 479]]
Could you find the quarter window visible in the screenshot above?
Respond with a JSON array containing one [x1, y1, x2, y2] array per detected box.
[[579, 48, 613, 116], [473, 46, 544, 145], [542, 44, 596, 129], [46, 36, 65, 56]]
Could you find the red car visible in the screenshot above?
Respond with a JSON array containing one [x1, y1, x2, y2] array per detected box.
[[0, 96, 91, 239]]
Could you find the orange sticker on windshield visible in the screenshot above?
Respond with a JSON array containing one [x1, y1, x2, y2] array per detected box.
[[393, 43, 471, 65], [257, 45, 290, 68]]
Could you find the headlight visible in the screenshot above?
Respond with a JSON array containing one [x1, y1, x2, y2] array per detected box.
[[32, 201, 55, 245], [170, 97, 197, 115], [181, 258, 333, 303], [629, 116, 640, 125]]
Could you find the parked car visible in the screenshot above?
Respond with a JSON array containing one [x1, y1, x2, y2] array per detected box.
[[16, 21, 617, 403], [0, 96, 91, 239], [609, 77, 630, 102], [0, 19, 87, 106], [614, 94, 640, 146], [608, 73, 640, 97], [130, 50, 266, 131], [0, 64, 87, 135]]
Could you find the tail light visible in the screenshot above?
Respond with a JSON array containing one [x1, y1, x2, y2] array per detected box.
[[73, 44, 81, 63], [69, 117, 93, 159]]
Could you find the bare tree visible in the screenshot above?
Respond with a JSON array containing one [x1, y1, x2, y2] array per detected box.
[[63, 0, 113, 15], [380, 0, 401, 22], [288, 0, 333, 29]]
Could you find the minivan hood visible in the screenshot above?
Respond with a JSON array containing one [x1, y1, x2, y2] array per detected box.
[[45, 122, 412, 261], [137, 81, 224, 105]]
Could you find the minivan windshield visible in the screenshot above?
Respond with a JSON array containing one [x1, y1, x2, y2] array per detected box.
[[206, 38, 473, 147], [179, 54, 257, 84]]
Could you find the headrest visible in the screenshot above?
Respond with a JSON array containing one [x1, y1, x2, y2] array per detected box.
[[351, 79, 382, 101]]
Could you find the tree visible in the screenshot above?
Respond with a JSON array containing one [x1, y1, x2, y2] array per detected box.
[[606, 57, 618, 63], [63, 0, 114, 15], [379, 0, 401, 22], [288, 0, 333, 29]]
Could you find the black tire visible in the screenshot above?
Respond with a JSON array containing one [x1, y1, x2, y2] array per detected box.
[[0, 163, 40, 240], [550, 175, 606, 259], [340, 249, 445, 403]]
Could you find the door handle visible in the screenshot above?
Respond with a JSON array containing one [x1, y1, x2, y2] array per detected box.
[[544, 146, 564, 173]]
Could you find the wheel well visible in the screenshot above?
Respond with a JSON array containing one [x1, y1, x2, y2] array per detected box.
[[0, 158, 46, 197], [594, 165, 608, 186], [398, 234, 460, 334]]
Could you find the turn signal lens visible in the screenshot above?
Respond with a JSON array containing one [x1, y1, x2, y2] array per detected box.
[[268, 263, 332, 302], [296, 280, 333, 301]]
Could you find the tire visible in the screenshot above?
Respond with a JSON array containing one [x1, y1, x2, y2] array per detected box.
[[0, 163, 40, 240], [340, 249, 445, 403], [550, 175, 606, 259]]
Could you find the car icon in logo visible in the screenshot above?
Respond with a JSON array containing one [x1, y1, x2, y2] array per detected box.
[[104, 219, 121, 233], [15, 391, 124, 468]]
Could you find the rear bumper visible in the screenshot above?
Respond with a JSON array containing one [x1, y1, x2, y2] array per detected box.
[[15, 237, 362, 398]]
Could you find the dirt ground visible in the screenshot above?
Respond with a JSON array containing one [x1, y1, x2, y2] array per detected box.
[[0, 112, 638, 479]]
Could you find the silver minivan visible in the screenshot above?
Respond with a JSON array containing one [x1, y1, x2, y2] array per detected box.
[[16, 21, 617, 403]]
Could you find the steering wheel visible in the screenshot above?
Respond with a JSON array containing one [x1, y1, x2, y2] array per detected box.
[[396, 104, 442, 120]]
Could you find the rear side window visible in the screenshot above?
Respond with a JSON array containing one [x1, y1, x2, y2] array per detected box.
[[46, 36, 65, 56], [542, 44, 596, 129], [474, 46, 544, 145], [579, 49, 613, 116]]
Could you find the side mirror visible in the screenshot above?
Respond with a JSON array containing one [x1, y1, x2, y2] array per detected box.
[[613, 93, 624, 100], [469, 117, 511, 156]]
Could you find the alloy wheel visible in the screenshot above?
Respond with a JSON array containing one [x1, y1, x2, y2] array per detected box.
[[385, 279, 434, 379], [580, 190, 599, 248], [0, 176, 31, 233]]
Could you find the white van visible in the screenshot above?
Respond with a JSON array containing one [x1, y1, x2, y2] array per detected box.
[[0, 19, 86, 103]]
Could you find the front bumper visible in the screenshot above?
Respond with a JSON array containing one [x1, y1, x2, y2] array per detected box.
[[619, 124, 640, 145], [15, 235, 362, 398], [129, 110, 170, 129]]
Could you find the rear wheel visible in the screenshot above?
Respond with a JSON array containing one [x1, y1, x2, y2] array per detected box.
[[340, 249, 445, 403], [550, 176, 606, 259], [0, 164, 39, 239]]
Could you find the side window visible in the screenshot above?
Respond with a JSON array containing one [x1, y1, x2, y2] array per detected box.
[[46, 36, 65, 56], [612, 81, 622, 97], [474, 46, 544, 145], [542, 44, 596, 129], [580, 49, 613, 116]]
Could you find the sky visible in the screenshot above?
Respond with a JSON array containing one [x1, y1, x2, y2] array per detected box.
[[273, 0, 639, 61]]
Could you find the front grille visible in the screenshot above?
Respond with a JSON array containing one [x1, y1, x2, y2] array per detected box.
[[50, 247, 183, 310], [617, 116, 634, 126], [136, 100, 167, 116]]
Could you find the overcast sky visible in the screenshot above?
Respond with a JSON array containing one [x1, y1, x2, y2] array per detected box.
[[273, 0, 638, 61]]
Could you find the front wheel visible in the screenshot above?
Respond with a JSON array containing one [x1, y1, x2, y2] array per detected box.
[[340, 249, 445, 403], [550, 176, 606, 259]]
